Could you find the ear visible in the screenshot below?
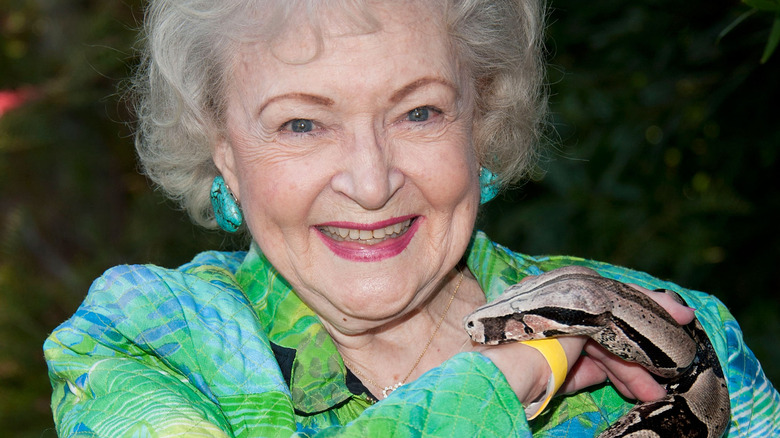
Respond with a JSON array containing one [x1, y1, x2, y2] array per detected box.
[[213, 135, 241, 200]]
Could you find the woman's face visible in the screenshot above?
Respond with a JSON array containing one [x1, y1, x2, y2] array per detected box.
[[215, 3, 480, 332]]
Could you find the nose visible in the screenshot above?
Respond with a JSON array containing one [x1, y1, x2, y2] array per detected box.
[[330, 126, 404, 210]]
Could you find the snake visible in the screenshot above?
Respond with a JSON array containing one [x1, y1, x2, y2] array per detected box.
[[463, 266, 730, 438]]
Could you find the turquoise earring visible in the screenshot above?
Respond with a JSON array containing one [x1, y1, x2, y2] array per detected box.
[[479, 167, 499, 204], [210, 175, 243, 232]]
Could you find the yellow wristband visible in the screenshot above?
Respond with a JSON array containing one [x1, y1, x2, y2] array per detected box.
[[520, 338, 568, 420]]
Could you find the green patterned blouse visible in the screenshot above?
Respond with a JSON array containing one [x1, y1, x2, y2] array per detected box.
[[44, 231, 779, 437]]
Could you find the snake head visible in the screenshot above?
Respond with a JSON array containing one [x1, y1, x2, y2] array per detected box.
[[465, 266, 611, 345], [464, 311, 549, 345], [463, 313, 508, 345]]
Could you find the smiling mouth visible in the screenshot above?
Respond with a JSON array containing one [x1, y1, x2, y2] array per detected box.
[[317, 218, 415, 245]]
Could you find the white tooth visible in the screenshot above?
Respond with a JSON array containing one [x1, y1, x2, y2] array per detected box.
[[393, 223, 402, 234], [338, 227, 349, 238], [373, 227, 386, 239], [359, 229, 372, 240], [349, 229, 360, 239]]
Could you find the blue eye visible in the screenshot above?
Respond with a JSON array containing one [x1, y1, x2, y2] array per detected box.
[[287, 119, 314, 133], [407, 107, 430, 122]]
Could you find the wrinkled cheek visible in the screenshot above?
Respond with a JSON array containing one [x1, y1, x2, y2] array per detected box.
[[429, 150, 478, 208], [240, 181, 289, 238], [241, 160, 303, 216]]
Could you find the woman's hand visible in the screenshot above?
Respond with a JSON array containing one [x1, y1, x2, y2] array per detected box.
[[559, 285, 696, 401]]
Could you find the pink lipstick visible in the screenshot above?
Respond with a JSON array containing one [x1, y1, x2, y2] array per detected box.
[[315, 215, 420, 262]]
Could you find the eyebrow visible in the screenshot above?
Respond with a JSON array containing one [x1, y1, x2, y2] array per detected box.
[[257, 93, 335, 115], [257, 76, 457, 115], [389, 77, 458, 104]]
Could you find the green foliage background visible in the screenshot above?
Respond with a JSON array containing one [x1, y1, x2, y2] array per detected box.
[[1, 1, 778, 436]]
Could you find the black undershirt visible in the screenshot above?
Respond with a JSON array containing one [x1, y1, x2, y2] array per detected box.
[[270, 341, 374, 405]]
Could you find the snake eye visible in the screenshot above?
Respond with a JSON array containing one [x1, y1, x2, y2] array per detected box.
[[466, 321, 475, 329]]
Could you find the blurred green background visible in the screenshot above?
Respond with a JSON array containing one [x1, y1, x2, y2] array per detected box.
[[1, 0, 778, 436]]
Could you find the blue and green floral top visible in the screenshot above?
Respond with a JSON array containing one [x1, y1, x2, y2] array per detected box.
[[44, 231, 779, 436]]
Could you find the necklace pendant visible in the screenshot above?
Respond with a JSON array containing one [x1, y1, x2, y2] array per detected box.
[[382, 382, 404, 399]]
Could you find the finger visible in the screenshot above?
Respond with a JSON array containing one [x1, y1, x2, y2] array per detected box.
[[588, 357, 638, 400], [628, 284, 695, 325], [559, 355, 642, 399], [583, 341, 666, 402], [558, 355, 608, 394]]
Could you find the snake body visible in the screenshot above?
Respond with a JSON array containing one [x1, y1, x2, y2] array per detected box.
[[463, 266, 730, 437]]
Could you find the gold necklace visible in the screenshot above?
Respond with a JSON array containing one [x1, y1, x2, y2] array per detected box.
[[344, 271, 464, 399]]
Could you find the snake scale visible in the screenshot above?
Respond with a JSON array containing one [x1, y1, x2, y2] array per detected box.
[[463, 266, 730, 438]]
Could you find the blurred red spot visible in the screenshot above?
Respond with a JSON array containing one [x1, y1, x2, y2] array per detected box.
[[0, 88, 36, 117]]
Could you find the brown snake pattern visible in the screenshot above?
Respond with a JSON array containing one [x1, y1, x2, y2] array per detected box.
[[464, 266, 730, 438]]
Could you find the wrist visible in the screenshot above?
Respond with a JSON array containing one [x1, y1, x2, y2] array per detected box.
[[519, 339, 569, 419], [479, 339, 566, 414], [523, 354, 552, 407]]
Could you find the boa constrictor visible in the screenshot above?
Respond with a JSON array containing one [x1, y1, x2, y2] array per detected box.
[[463, 266, 730, 438]]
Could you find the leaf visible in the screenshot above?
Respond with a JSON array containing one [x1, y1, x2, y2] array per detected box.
[[761, 12, 780, 63], [743, 0, 780, 12], [717, 9, 757, 44]]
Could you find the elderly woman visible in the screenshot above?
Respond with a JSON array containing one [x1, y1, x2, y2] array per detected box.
[[45, 0, 778, 436]]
